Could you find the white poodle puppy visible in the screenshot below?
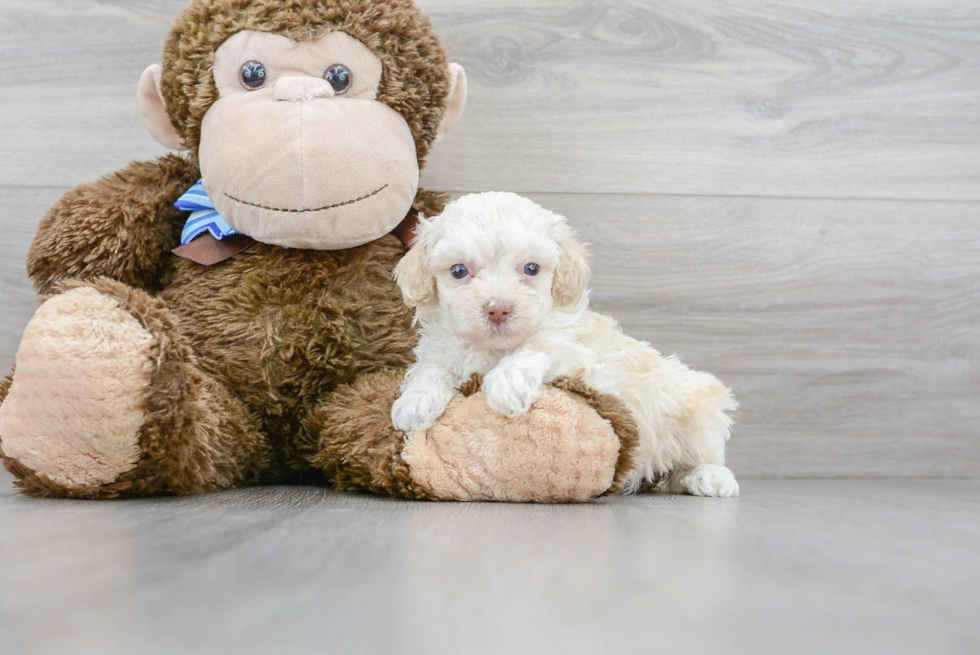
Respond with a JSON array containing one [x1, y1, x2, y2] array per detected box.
[[391, 192, 739, 497]]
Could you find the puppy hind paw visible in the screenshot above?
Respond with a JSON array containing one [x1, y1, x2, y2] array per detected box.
[[671, 465, 740, 498]]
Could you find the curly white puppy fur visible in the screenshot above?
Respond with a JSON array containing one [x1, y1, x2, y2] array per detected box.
[[391, 192, 739, 497]]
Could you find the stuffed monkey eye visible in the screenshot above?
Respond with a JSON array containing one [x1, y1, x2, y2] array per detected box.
[[324, 64, 353, 94], [240, 61, 268, 90], [450, 264, 469, 280], [524, 263, 540, 276]]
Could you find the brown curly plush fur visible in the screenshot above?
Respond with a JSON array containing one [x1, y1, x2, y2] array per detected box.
[[3, 278, 271, 499], [305, 369, 432, 499], [3, 186, 442, 498], [28, 154, 200, 296], [161, 0, 451, 166]]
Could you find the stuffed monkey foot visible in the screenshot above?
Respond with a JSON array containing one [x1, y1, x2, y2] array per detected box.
[[0, 279, 268, 498], [309, 371, 640, 502], [0, 286, 152, 490]]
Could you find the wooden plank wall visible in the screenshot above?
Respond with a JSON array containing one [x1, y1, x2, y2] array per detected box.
[[0, 0, 977, 477]]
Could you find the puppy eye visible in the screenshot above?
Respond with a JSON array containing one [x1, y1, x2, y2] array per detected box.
[[240, 61, 268, 90], [524, 263, 540, 276], [450, 264, 469, 279], [324, 64, 353, 94]]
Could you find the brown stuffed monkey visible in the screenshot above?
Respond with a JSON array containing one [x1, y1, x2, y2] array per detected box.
[[0, 0, 638, 501]]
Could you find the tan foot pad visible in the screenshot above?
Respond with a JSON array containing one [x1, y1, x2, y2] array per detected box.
[[402, 386, 622, 502], [0, 287, 153, 489]]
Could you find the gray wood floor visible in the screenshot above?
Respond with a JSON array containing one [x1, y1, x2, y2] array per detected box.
[[1, 470, 977, 655]]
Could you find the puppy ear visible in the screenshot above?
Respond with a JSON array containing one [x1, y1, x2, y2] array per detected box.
[[551, 221, 591, 307], [394, 219, 437, 308]]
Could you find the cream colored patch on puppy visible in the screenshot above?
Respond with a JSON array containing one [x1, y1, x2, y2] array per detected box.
[[392, 192, 739, 497]]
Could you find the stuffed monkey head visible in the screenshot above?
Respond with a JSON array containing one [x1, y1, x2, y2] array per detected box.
[[137, 0, 467, 250]]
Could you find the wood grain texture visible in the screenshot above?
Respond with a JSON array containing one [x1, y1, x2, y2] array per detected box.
[[1, 0, 978, 199], [0, 189, 50, 376], [421, 0, 980, 200], [0, 478, 978, 654], [0, 1, 178, 187]]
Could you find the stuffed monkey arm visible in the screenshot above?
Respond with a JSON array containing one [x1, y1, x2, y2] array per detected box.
[[27, 154, 199, 295]]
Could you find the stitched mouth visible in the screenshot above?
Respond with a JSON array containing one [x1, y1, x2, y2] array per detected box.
[[224, 184, 388, 213]]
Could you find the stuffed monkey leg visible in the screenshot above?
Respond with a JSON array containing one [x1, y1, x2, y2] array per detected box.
[[306, 370, 640, 502], [0, 278, 270, 499]]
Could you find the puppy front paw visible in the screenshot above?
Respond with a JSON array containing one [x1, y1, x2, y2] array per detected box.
[[391, 390, 452, 435], [482, 355, 548, 418]]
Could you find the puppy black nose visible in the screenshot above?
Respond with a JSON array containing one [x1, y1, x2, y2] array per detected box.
[[485, 304, 513, 325]]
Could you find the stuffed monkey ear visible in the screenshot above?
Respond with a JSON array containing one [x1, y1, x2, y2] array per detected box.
[[393, 223, 438, 308], [552, 222, 592, 307], [138, 64, 186, 151], [436, 64, 467, 141]]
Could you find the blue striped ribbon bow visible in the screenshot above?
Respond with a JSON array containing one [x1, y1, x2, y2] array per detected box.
[[174, 180, 241, 245]]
